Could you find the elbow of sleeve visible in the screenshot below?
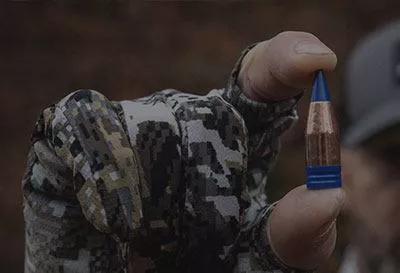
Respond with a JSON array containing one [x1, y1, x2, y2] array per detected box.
[[51, 89, 110, 131], [51, 89, 142, 239], [56, 89, 110, 115], [50, 89, 111, 161]]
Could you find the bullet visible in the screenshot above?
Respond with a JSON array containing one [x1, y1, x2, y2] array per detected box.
[[306, 70, 342, 189]]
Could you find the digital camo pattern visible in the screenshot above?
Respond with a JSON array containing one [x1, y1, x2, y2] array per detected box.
[[23, 90, 144, 272], [23, 45, 304, 273]]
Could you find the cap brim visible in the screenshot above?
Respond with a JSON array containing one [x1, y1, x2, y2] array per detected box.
[[343, 98, 400, 148]]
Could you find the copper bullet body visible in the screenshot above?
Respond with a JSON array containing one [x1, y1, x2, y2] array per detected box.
[[306, 102, 340, 166]]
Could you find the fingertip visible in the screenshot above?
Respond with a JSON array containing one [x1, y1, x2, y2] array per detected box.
[[240, 31, 338, 101], [317, 188, 346, 217], [292, 50, 337, 77], [267, 31, 337, 88]]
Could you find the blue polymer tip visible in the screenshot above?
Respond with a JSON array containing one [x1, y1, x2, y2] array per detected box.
[[311, 70, 330, 102]]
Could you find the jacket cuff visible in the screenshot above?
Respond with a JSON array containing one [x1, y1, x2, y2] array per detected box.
[[251, 203, 315, 273]]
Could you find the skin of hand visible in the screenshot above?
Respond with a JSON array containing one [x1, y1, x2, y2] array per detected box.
[[238, 31, 346, 270]]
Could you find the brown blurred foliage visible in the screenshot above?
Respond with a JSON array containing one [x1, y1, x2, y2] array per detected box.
[[1, 1, 399, 272]]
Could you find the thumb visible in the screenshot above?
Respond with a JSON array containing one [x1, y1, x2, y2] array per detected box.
[[239, 31, 337, 101], [267, 185, 345, 270]]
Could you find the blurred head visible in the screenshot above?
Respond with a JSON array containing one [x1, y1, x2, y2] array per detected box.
[[342, 21, 400, 271]]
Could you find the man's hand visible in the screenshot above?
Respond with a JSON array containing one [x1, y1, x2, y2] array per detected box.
[[239, 31, 344, 270], [268, 186, 345, 270], [239, 31, 337, 101]]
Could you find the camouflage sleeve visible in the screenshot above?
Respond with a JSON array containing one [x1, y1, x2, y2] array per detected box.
[[23, 45, 304, 273], [23, 90, 144, 273], [119, 87, 294, 273]]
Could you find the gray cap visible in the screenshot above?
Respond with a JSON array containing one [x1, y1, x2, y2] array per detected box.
[[344, 21, 400, 148]]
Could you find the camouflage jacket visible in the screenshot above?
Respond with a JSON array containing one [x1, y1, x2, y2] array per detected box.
[[23, 46, 305, 273]]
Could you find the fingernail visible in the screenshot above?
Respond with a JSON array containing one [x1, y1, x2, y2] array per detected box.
[[294, 41, 332, 55]]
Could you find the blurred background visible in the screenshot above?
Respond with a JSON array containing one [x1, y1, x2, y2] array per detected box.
[[1, 1, 400, 272]]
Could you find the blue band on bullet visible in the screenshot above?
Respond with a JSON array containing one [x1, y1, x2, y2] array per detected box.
[[306, 165, 342, 189]]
